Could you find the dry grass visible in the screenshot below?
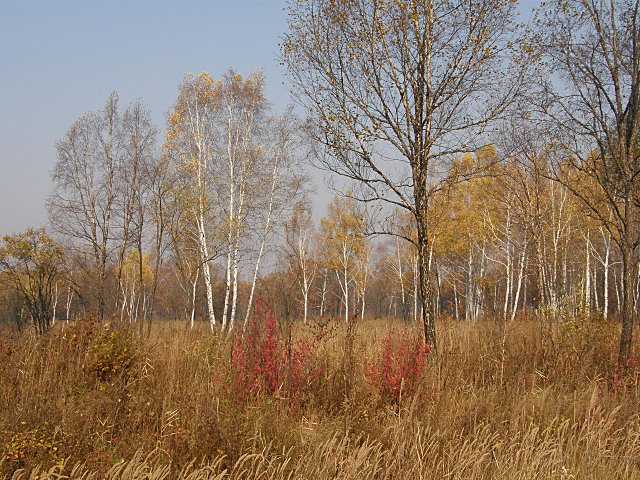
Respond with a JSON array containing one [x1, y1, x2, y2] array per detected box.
[[1, 314, 640, 479]]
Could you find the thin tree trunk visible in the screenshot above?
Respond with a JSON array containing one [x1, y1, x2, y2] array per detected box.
[[190, 268, 199, 328]]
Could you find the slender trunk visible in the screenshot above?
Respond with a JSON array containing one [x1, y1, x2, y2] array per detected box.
[[320, 269, 327, 316], [511, 242, 527, 322], [435, 264, 441, 317], [198, 218, 216, 330], [396, 238, 407, 320], [602, 229, 610, 319], [229, 228, 241, 330], [228, 180, 246, 331], [619, 238, 635, 363], [243, 227, 269, 329], [615, 268, 621, 313], [190, 268, 199, 328], [475, 245, 486, 320], [413, 252, 419, 323], [585, 231, 591, 314], [222, 176, 235, 329], [52, 283, 58, 325], [466, 247, 474, 322], [453, 279, 459, 321], [343, 256, 349, 322], [65, 285, 73, 322], [504, 257, 511, 322], [148, 190, 164, 327], [243, 149, 281, 328]]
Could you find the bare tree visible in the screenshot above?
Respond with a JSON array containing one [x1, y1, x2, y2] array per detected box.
[[283, 0, 527, 347], [49, 93, 157, 321], [114, 101, 157, 326], [534, 0, 640, 362], [49, 93, 121, 319]]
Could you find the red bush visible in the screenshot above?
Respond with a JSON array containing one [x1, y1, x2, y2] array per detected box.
[[365, 328, 429, 405], [230, 299, 320, 400]]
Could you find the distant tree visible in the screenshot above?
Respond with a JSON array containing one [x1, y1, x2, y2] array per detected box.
[[320, 196, 367, 322], [49, 93, 157, 320], [285, 202, 317, 324], [0, 228, 64, 335]]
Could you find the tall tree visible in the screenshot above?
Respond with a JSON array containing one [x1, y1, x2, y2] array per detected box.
[[165, 71, 305, 331], [49, 93, 120, 319], [49, 93, 157, 320], [283, 0, 527, 347], [165, 73, 222, 330], [535, 0, 640, 362]]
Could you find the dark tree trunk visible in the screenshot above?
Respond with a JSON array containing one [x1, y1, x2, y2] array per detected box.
[[619, 202, 635, 364], [415, 195, 436, 349]]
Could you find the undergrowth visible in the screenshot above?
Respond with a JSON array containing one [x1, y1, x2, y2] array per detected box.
[[1, 307, 639, 479]]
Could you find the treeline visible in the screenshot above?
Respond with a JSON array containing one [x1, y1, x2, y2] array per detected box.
[[0, 137, 630, 333], [1, 70, 307, 333]]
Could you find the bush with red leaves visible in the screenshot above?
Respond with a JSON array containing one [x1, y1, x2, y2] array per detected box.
[[230, 299, 320, 400], [365, 328, 429, 405]]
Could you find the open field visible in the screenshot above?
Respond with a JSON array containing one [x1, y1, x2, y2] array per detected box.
[[1, 314, 640, 479]]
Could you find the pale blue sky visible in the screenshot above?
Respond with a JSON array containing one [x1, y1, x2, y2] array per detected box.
[[0, 0, 539, 237], [0, 0, 291, 236]]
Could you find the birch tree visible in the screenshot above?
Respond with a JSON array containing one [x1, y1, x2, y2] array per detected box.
[[241, 110, 304, 329], [320, 196, 367, 322], [166, 70, 304, 330], [49, 93, 122, 319], [285, 203, 317, 324], [165, 73, 222, 330]]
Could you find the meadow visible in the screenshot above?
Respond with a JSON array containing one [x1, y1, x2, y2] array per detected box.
[[1, 310, 640, 479]]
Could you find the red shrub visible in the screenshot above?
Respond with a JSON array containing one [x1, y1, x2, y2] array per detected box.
[[230, 299, 320, 400], [365, 328, 429, 405]]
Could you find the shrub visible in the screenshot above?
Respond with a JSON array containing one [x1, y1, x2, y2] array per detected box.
[[1, 423, 61, 471], [365, 328, 429, 405], [86, 326, 136, 382], [230, 299, 320, 400]]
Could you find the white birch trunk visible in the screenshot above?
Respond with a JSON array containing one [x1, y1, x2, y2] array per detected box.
[[65, 285, 73, 323], [602, 228, 610, 319], [52, 283, 58, 325]]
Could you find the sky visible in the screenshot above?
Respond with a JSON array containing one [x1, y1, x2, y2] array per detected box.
[[0, 0, 540, 238], [0, 0, 294, 237]]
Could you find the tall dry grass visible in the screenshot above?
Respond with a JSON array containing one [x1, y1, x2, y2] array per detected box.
[[1, 314, 639, 479]]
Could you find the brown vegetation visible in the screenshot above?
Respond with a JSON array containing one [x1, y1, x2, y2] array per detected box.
[[1, 313, 640, 479]]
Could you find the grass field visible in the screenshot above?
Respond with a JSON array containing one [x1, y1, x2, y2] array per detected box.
[[1, 313, 639, 479]]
